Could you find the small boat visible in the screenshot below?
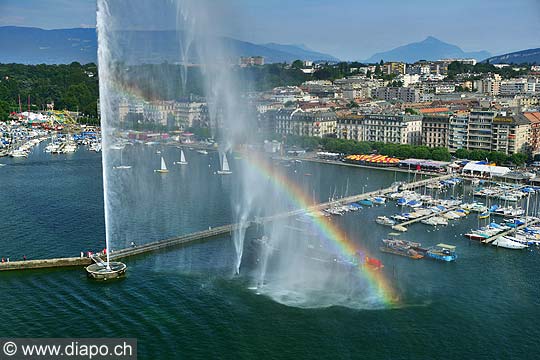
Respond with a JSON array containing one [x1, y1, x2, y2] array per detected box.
[[380, 239, 424, 259], [217, 152, 232, 175], [154, 156, 169, 173], [421, 217, 439, 226], [197, 150, 208, 155], [478, 212, 490, 219], [113, 165, 132, 170], [407, 200, 423, 208], [174, 149, 188, 165], [426, 244, 457, 262], [391, 225, 408, 232], [365, 257, 384, 270], [492, 236, 528, 249], [376, 216, 396, 226], [359, 199, 373, 207], [464, 232, 486, 241], [372, 197, 386, 205]]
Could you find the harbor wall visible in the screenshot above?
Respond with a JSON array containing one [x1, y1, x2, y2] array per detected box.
[[0, 257, 92, 271]]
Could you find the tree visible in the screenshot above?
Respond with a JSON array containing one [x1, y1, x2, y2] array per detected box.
[[431, 148, 451, 162], [510, 153, 528, 166], [454, 148, 470, 159], [0, 100, 10, 121], [487, 151, 508, 165], [292, 60, 304, 69]]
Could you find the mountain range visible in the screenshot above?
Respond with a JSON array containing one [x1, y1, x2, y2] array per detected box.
[[484, 48, 540, 65], [0, 26, 339, 65], [364, 36, 491, 63]]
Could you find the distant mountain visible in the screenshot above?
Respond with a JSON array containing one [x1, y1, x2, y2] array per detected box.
[[0, 26, 97, 64], [0, 26, 338, 64], [261, 43, 339, 62], [484, 48, 540, 64], [364, 36, 491, 63]]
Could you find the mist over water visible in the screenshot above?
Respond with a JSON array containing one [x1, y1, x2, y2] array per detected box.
[[97, 0, 387, 309]]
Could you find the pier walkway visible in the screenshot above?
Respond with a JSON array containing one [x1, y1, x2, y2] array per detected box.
[[0, 174, 453, 272]]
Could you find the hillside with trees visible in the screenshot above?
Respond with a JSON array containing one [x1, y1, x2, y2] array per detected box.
[[0, 62, 99, 121]]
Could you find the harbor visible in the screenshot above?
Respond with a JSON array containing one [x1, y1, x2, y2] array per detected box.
[[0, 172, 450, 272]]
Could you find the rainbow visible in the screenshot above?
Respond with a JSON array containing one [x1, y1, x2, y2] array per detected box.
[[242, 152, 397, 306]]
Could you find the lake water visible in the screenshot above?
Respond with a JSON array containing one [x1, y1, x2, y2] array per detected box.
[[0, 143, 538, 359]]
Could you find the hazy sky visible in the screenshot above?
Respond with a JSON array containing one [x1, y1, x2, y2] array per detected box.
[[1, 0, 539, 60]]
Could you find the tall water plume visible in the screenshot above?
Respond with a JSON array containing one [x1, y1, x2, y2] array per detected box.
[[97, 0, 391, 308]]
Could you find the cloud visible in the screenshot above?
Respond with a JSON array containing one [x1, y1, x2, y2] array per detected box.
[[0, 15, 26, 25]]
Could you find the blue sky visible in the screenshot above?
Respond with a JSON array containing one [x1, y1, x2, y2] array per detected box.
[[1, 0, 539, 60]]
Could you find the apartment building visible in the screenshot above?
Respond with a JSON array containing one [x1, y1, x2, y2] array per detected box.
[[467, 110, 495, 152], [383, 62, 406, 75], [240, 56, 265, 66], [448, 112, 468, 152], [524, 112, 540, 155], [422, 114, 450, 148], [372, 87, 420, 103], [491, 113, 530, 154], [362, 114, 422, 145], [466, 110, 530, 155], [274, 109, 337, 138], [336, 115, 363, 141]]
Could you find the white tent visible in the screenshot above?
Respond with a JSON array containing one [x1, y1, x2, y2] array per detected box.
[[462, 163, 510, 177]]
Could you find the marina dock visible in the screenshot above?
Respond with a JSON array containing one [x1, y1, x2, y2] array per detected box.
[[0, 173, 453, 272], [481, 218, 540, 244], [395, 205, 461, 228]]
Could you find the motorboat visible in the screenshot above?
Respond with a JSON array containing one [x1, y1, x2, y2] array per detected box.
[[426, 244, 457, 262]]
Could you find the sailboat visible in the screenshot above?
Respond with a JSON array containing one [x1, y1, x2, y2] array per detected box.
[[154, 156, 169, 173], [113, 149, 132, 170], [217, 152, 232, 175], [174, 149, 188, 165]]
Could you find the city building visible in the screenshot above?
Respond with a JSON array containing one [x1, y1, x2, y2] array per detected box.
[[467, 110, 495, 152], [274, 109, 337, 138], [361, 114, 422, 144], [422, 114, 450, 148], [475, 74, 501, 96], [448, 112, 469, 152], [524, 112, 540, 155], [239, 56, 265, 67], [372, 87, 420, 103], [383, 62, 406, 75], [336, 115, 363, 141], [466, 110, 530, 155], [491, 113, 530, 155], [175, 101, 208, 129]]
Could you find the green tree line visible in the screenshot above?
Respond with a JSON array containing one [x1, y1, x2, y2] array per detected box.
[[454, 148, 528, 166], [282, 135, 452, 161]]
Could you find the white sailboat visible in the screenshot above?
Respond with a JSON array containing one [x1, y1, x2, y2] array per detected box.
[[154, 156, 169, 173], [492, 236, 528, 249], [174, 149, 188, 165], [217, 152, 232, 175], [113, 149, 132, 170]]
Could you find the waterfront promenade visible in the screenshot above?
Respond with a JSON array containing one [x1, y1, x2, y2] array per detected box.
[[0, 173, 452, 272]]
